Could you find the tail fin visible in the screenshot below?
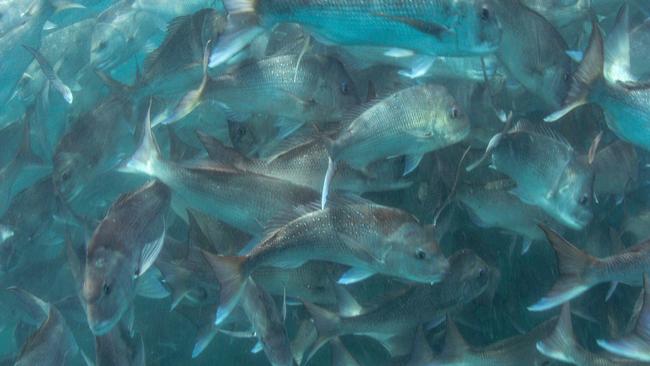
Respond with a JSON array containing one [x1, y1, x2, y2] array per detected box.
[[528, 225, 599, 311], [303, 301, 341, 364], [597, 273, 650, 361], [545, 19, 604, 122], [428, 319, 470, 365], [208, 0, 264, 68], [406, 326, 434, 366], [201, 250, 247, 325], [330, 338, 361, 366], [604, 4, 633, 83], [118, 100, 161, 176], [536, 303, 579, 364]]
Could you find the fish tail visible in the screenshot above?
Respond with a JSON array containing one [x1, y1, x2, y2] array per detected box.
[[528, 225, 599, 311], [536, 303, 579, 364], [597, 273, 650, 361], [201, 250, 247, 325], [16, 116, 43, 166], [303, 301, 341, 365], [209, 0, 264, 68], [118, 100, 161, 176], [428, 319, 470, 365], [545, 19, 604, 122]]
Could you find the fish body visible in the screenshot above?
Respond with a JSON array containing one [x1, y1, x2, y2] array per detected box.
[[210, 0, 502, 66], [206, 54, 359, 124], [592, 140, 638, 199], [82, 180, 170, 335], [95, 321, 145, 366]]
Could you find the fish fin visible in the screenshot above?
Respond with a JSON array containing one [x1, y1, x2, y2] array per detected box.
[[565, 50, 584, 63], [338, 233, 386, 265], [545, 19, 603, 122], [334, 285, 363, 317], [118, 100, 161, 175], [521, 237, 533, 255], [408, 326, 434, 366], [135, 220, 166, 277], [371, 13, 449, 38], [529, 225, 598, 311], [337, 267, 376, 285], [144, 14, 191, 72], [597, 273, 650, 361], [209, 0, 263, 68], [605, 281, 619, 302], [398, 56, 435, 79], [22, 45, 73, 104], [196, 130, 247, 169], [604, 4, 634, 83], [403, 153, 424, 176], [192, 323, 219, 358], [322, 157, 337, 209], [588, 131, 604, 165], [273, 116, 304, 140], [237, 236, 262, 255], [136, 267, 169, 299], [50, 0, 85, 12], [201, 251, 247, 325], [330, 338, 361, 366], [384, 48, 415, 58], [536, 303, 578, 363], [377, 332, 414, 357], [7, 287, 51, 318], [250, 340, 263, 354], [303, 301, 341, 364], [466, 132, 503, 172], [167, 125, 200, 162], [16, 116, 43, 166], [512, 120, 572, 147]]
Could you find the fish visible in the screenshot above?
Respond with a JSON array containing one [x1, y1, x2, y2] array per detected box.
[[9, 287, 81, 366], [239, 278, 293, 366], [545, 6, 650, 153], [322, 83, 470, 208], [489, 0, 573, 109], [407, 317, 556, 366], [209, 0, 502, 67], [469, 120, 594, 230], [119, 102, 323, 236], [457, 172, 563, 254], [530, 225, 650, 312], [197, 131, 412, 194], [536, 303, 647, 365], [205, 54, 360, 130], [592, 140, 638, 201], [21, 44, 73, 104], [302, 249, 491, 362], [203, 200, 448, 325], [82, 180, 170, 335]]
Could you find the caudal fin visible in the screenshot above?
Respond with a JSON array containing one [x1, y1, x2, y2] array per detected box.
[[545, 19, 604, 122], [536, 303, 580, 364], [118, 100, 161, 176], [209, 0, 264, 68], [201, 250, 247, 325], [528, 225, 599, 311], [303, 301, 342, 365], [597, 273, 650, 361]]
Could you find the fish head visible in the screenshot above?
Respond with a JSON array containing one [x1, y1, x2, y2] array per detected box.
[[424, 85, 471, 143], [82, 246, 133, 335], [312, 56, 360, 120], [52, 151, 88, 203], [90, 22, 127, 71], [551, 164, 594, 230], [455, 0, 502, 55], [445, 249, 491, 302], [381, 218, 449, 284]]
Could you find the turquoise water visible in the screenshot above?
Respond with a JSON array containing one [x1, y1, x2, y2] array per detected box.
[[2, 1, 650, 365]]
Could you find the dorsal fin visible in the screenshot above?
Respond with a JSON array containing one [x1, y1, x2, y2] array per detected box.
[[441, 318, 470, 358], [604, 4, 634, 83], [144, 14, 192, 72], [196, 130, 248, 168], [260, 201, 321, 240]]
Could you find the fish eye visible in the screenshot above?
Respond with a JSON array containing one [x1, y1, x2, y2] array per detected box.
[[450, 105, 460, 119], [480, 6, 490, 21], [97, 41, 107, 51], [563, 72, 570, 82], [579, 194, 589, 205], [102, 282, 111, 296], [61, 171, 71, 182], [415, 249, 426, 260], [340, 81, 349, 95]]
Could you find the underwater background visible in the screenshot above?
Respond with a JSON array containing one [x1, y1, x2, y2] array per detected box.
[[3, 0, 650, 365]]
